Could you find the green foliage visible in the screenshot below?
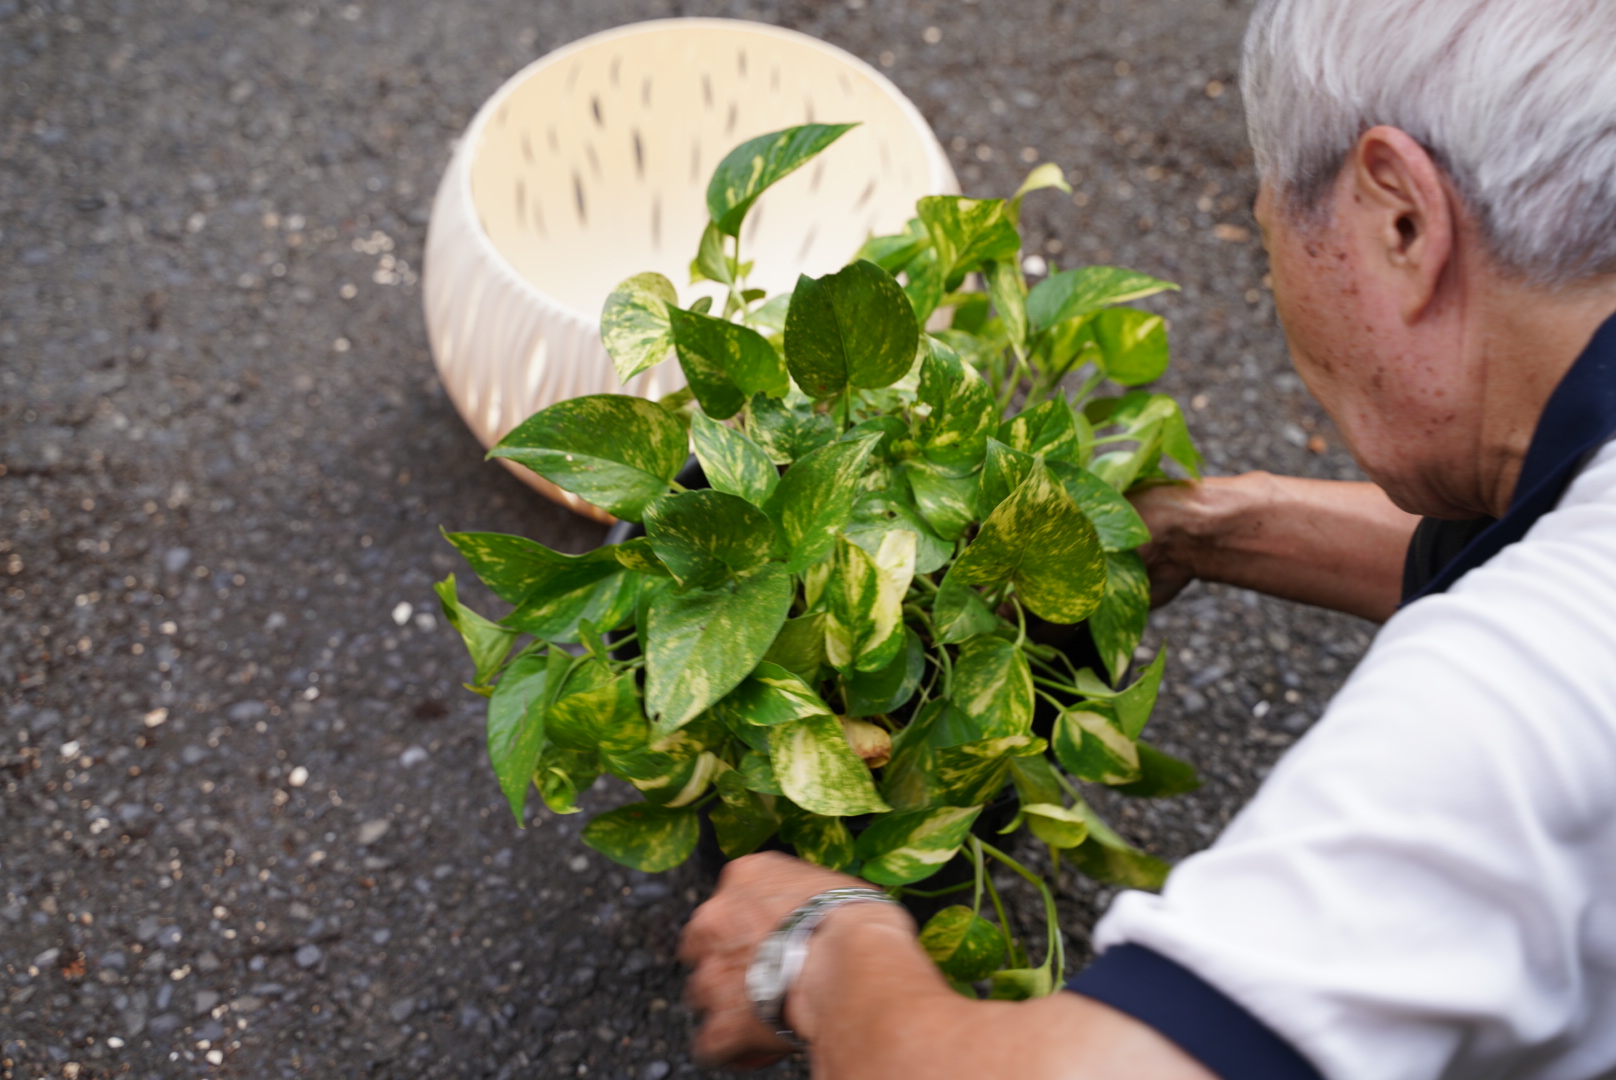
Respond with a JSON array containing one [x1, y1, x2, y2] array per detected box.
[[439, 124, 1207, 995]]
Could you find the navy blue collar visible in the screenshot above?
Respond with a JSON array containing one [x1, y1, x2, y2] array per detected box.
[[1402, 310, 1616, 605]]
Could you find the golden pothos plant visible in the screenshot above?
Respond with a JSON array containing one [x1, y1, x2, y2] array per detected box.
[[437, 124, 1202, 997]]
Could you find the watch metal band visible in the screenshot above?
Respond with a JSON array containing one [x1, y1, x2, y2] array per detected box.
[[746, 886, 899, 1049]]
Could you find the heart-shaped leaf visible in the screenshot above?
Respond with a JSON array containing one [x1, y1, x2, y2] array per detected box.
[[1026, 266, 1178, 333], [979, 439, 1037, 515], [1007, 162, 1072, 223], [667, 306, 788, 420], [998, 397, 1081, 463], [1065, 800, 1170, 889], [536, 745, 600, 815], [762, 433, 882, 572], [1088, 551, 1150, 683], [905, 461, 982, 542], [1047, 461, 1150, 551], [844, 627, 925, 718], [643, 489, 776, 591], [707, 123, 857, 236], [824, 531, 916, 674], [917, 339, 997, 475], [780, 809, 856, 872], [489, 395, 687, 521], [783, 260, 920, 399], [644, 563, 794, 735], [768, 713, 889, 817], [546, 658, 639, 753], [711, 769, 779, 857], [951, 462, 1106, 623], [1091, 307, 1169, 386], [932, 565, 1003, 645], [920, 907, 1007, 982], [1053, 703, 1141, 785], [582, 803, 700, 872], [486, 646, 568, 823], [844, 484, 951, 575], [690, 410, 778, 507], [600, 272, 679, 383], [854, 805, 982, 886], [714, 661, 833, 728], [916, 196, 1020, 281], [949, 636, 1034, 742], [746, 391, 837, 466], [759, 613, 829, 684], [1019, 802, 1090, 848]]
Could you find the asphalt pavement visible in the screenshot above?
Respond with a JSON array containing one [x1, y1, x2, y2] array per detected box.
[[1, 1, 1376, 1077]]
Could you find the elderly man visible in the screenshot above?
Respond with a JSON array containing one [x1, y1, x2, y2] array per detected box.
[[677, 0, 1616, 1075]]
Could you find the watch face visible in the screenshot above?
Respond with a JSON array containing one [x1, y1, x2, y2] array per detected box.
[[746, 932, 789, 1008]]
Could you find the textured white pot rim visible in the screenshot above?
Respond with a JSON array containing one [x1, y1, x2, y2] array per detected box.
[[448, 16, 954, 329]]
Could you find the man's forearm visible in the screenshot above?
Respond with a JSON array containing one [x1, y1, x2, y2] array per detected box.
[[787, 913, 1211, 1080], [1148, 473, 1419, 622]]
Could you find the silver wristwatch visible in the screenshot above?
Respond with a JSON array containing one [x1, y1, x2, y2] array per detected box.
[[744, 886, 899, 1049]]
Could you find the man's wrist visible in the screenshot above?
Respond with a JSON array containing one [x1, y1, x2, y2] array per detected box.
[[782, 902, 929, 1049]]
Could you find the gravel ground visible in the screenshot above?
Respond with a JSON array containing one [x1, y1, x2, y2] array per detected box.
[[1, 1, 1377, 1077]]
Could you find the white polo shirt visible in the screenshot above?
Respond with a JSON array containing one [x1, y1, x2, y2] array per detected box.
[[1095, 438, 1616, 1079]]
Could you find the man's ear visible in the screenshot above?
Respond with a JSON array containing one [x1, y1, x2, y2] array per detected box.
[[1347, 125, 1456, 324]]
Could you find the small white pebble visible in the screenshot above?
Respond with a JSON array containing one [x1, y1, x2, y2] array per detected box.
[[568, 854, 590, 873], [107, 1037, 125, 1049], [1021, 254, 1048, 276], [143, 707, 168, 728], [391, 601, 412, 626], [399, 746, 429, 768], [287, 766, 309, 788], [1253, 700, 1272, 719], [60, 740, 81, 759]]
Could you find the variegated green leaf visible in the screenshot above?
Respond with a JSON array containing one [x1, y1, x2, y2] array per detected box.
[[714, 661, 833, 728], [1089, 551, 1150, 683], [984, 257, 1028, 353], [610, 537, 671, 577], [505, 567, 637, 644], [916, 338, 997, 475], [1047, 461, 1150, 552], [711, 768, 779, 857], [855, 805, 982, 886], [644, 563, 794, 735], [1008, 754, 1065, 807], [746, 391, 836, 466], [1086, 392, 1201, 480], [844, 627, 925, 718], [643, 489, 776, 591], [488, 395, 687, 521], [443, 529, 618, 606], [998, 397, 1080, 463], [905, 461, 982, 542], [780, 808, 856, 871], [949, 636, 1034, 742], [979, 439, 1037, 515], [920, 906, 1007, 982], [738, 748, 784, 795], [1025, 266, 1178, 333], [1066, 799, 1170, 889], [932, 564, 1003, 645], [1091, 306, 1169, 386], [582, 803, 700, 872], [1110, 648, 1165, 738], [667, 306, 788, 420], [1112, 741, 1201, 798], [546, 659, 638, 752], [629, 744, 719, 808], [856, 216, 930, 273], [692, 220, 734, 284], [706, 123, 857, 236], [690, 410, 778, 508], [951, 462, 1106, 624], [486, 646, 567, 823], [783, 260, 920, 398], [600, 272, 678, 383], [1019, 802, 1090, 848], [762, 433, 882, 572], [902, 245, 946, 324], [434, 574, 518, 686], [760, 612, 829, 684], [844, 483, 951, 575], [916, 196, 1020, 281], [1053, 704, 1141, 784], [887, 730, 1042, 809], [768, 713, 889, 817], [824, 531, 916, 674]]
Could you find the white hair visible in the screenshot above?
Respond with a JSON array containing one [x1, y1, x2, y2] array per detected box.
[[1241, 0, 1616, 284]]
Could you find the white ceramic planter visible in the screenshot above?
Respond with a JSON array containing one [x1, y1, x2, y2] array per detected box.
[[423, 18, 959, 521]]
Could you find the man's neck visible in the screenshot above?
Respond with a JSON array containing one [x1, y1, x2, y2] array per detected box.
[[1466, 272, 1616, 517]]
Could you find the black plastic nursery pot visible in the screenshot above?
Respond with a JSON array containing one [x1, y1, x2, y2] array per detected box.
[[601, 456, 1108, 921]]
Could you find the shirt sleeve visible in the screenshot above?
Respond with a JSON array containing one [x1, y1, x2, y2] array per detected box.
[[1083, 445, 1616, 1080]]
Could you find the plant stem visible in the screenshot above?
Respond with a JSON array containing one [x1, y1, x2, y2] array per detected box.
[[896, 881, 974, 900], [971, 836, 1016, 967], [977, 840, 1065, 984]]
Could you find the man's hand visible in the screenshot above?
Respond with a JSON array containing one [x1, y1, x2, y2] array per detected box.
[[1127, 481, 1206, 608], [678, 852, 873, 1069]]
